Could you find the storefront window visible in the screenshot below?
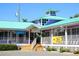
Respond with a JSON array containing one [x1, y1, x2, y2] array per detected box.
[[42, 30, 50, 37], [58, 31, 65, 36], [67, 29, 71, 35], [0, 32, 3, 40], [67, 27, 79, 35], [0, 31, 8, 40], [12, 33, 16, 39], [53, 28, 65, 36], [77, 28, 79, 35], [72, 28, 76, 35]]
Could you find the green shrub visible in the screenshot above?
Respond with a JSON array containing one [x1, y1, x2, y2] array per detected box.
[[52, 47, 57, 51], [60, 47, 70, 53], [73, 50, 79, 54], [0, 44, 18, 51], [46, 46, 57, 51], [46, 46, 52, 51]]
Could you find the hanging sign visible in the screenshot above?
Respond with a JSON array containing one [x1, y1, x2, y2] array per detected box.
[[52, 36, 63, 44]]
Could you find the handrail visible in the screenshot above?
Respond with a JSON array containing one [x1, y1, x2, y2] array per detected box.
[[31, 38, 36, 49]]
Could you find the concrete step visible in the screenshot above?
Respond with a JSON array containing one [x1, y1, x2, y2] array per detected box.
[[20, 44, 32, 51]]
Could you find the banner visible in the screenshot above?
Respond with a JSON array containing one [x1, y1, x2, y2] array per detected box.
[[52, 36, 63, 44]]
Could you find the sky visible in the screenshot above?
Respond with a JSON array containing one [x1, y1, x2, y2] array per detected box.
[[0, 3, 79, 22]]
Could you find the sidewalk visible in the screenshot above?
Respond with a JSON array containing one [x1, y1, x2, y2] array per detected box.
[[0, 51, 79, 56]]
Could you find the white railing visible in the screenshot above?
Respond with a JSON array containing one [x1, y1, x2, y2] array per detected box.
[[31, 38, 36, 48], [0, 39, 28, 44], [68, 41, 79, 45], [0, 39, 16, 44], [42, 40, 79, 45], [0, 40, 7, 44], [42, 37, 51, 44], [42, 41, 79, 51]]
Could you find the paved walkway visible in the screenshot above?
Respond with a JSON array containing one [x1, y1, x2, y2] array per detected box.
[[0, 51, 79, 56]]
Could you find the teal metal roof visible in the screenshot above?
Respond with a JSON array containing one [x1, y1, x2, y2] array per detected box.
[[41, 17, 79, 30], [0, 21, 38, 30], [31, 15, 67, 22], [40, 15, 67, 20], [0, 17, 79, 30]]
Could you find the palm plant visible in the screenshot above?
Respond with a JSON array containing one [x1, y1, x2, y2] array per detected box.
[[70, 14, 79, 18], [22, 18, 27, 22]]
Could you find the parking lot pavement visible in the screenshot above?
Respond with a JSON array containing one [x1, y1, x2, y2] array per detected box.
[[0, 51, 79, 56]]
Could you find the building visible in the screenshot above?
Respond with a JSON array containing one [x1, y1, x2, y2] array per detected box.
[[0, 21, 41, 45], [0, 12, 79, 51]]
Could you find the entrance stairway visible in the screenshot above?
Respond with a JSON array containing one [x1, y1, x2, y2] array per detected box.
[[20, 38, 45, 51], [20, 44, 44, 51]]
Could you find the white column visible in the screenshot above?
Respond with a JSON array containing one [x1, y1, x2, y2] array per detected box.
[[3, 31, 5, 40], [41, 30, 42, 44], [28, 30, 30, 44], [24, 34, 26, 43], [7, 31, 9, 44], [6, 31, 8, 43], [10, 31, 12, 43], [16, 34, 18, 43], [40, 18, 42, 26], [15, 32, 17, 43], [8, 31, 12, 44], [76, 28, 77, 38], [70, 28, 72, 39], [50, 29, 53, 45], [40, 18, 42, 44], [65, 26, 68, 45]]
